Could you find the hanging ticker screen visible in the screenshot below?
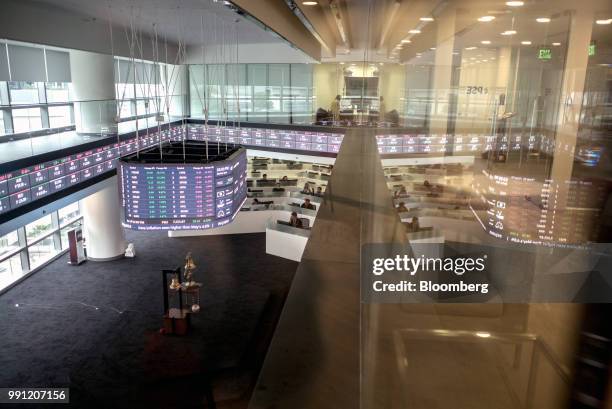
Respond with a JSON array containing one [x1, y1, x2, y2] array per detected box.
[[118, 148, 247, 230]]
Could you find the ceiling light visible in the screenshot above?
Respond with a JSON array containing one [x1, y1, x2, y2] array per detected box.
[[301, 1, 318, 5], [552, 42, 561, 46], [596, 19, 612, 25], [465, 46, 477, 50], [379, 62, 384, 65], [506, 1, 524, 6], [536, 17, 551, 23], [401, 39, 411, 44], [339, 62, 345, 65], [478, 16, 496, 22], [521, 40, 532, 45], [430, 47, 436, 50], [501, 30, 517, 35], [409, 29, 421, 34], [475, 332, 491, 338], [420, 17, 434, 22], [481, 40, 491, 44]]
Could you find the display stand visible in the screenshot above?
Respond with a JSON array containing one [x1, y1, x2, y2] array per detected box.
[[67, 227, 87, 265], [161, 267, 202, 335]]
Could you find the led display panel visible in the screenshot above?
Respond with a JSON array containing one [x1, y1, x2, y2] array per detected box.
[[118, 143, 247, 231]]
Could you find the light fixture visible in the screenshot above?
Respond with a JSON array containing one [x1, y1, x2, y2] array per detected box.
[[596, 18, 612, 25], [430, 47, 436, 50], [478, 15, 496, 22], [301, 1, 318, 5], [339, 62, 345, 65], [420, 17, 434, 22], [552, 42, 561, 46], [536, 17, 551, 23], [465, 46, 477, 50], [475, 332, 491, 338], [521, 40, 532, 45], [401, 39, 411, 44], [379, 62, 384, 65], [505, 1, 524, 6], [481, 40, 491, 44], [409, 29, 421, 34], [501, 30, 517, 35]]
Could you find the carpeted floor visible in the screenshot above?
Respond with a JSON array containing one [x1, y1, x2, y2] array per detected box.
[[0, 231, 297, 409]]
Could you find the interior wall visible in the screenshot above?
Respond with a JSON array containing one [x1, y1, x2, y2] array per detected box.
[[184, 43, 314, 65], [379, 64, 406, 113], [313, 63, 343, 111]]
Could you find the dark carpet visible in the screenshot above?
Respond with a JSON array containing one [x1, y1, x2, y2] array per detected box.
[[0, 231, 297, 409]]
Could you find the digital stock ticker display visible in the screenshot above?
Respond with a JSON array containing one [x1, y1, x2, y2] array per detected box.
[[118, 144, 247, 231]]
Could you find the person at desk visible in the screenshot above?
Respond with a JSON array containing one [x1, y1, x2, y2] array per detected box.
[[281, 175, 288, 181], [330, 95, 341, 122], [379, 96, 386, 122], [301, 198, 315, 210], [396, 202, 409, 213], [301, 182, 314, 195], [408, 216, 420, 232], [289, 211, 303, 228], [394, 185, 408, 198], [315, 186, 323, 196], [262, 173, 268, 181]]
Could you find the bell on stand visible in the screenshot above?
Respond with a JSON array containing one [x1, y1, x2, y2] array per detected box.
[[184, 252, 197, 287], [169, 275, 181, 290]]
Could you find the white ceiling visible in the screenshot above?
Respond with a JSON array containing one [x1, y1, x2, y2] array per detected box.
[[30, 0, 283, 46]]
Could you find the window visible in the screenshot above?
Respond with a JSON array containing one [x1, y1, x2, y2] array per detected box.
[[25, 214, 54, 244], [8, 81, 40, 105], [28, 235, 57, 269], [0, 254, 24, 290], [58, 202, 80, 226], [0, 230, 21, 259], [12, 107, 43, 133], [48, 105, 72, 128], [45, 82, 70, 103]]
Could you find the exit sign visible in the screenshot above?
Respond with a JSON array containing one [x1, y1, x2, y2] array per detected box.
[[538, 48, 552, 60], [588, 43, 596, 56]]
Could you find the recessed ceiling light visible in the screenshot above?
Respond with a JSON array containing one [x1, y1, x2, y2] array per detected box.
[[339, 62, 345, 65], [379, 62, 384, 65], [409, 29, 421, 34], [401, 39, 411, 44], [478, 16, 496, 22], [302, 1, 318, 5], [430, 47, 436, 50], [465, 46, 477, 50], [552, 42, 561, 46], [501, 30, 517, 35], [506, 1, 524, 6], [481, 40, 491, 44], [521, 40, 532, 45], [420, 17, 434, 22], [536, 17, 551, 23], [596, 19, 612, 25]]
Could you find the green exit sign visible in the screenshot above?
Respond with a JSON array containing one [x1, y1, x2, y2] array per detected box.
[[588, 43, 596, 56], [538, 48, 552, 60]]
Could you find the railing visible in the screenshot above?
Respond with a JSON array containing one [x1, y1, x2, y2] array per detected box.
[[266, 217, 311, 238]]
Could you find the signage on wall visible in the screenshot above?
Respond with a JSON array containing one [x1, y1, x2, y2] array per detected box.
[[466, 86, 489, 95], [588, 43, 596, 57], [538, 47, 552, 60]]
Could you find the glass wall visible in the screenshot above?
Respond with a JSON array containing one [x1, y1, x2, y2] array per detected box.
[[189, 63, 314, 124], [0, 201, 82, 292], [0, 80, 73, 136]]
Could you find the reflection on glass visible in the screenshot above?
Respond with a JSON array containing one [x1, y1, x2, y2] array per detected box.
[[0, 254, 24, 290], [25, 214, 53, 244], [28, 235, 58, 269], [58, 202, 80, 226], [0, 230, 21, 259]]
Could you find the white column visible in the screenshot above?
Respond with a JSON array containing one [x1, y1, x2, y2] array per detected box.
[[81, 178, 126, 261], [69, 50, 116, 135]]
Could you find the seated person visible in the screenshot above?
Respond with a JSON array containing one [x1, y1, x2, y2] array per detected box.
[[301, 183, 314, 195], [423, 180, 432, 189], [394, 185, 408, 198], [396, 202, 409, 213], [315, 186, 323, 196], [301, 198, 316, 210], [289, 211, 304, 228], [407, 216, 420, 232], [262, 173, 268, 180], [273, 182, 285, 192], [281, 175, 289, 181], [252, 198, 260, 205]]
